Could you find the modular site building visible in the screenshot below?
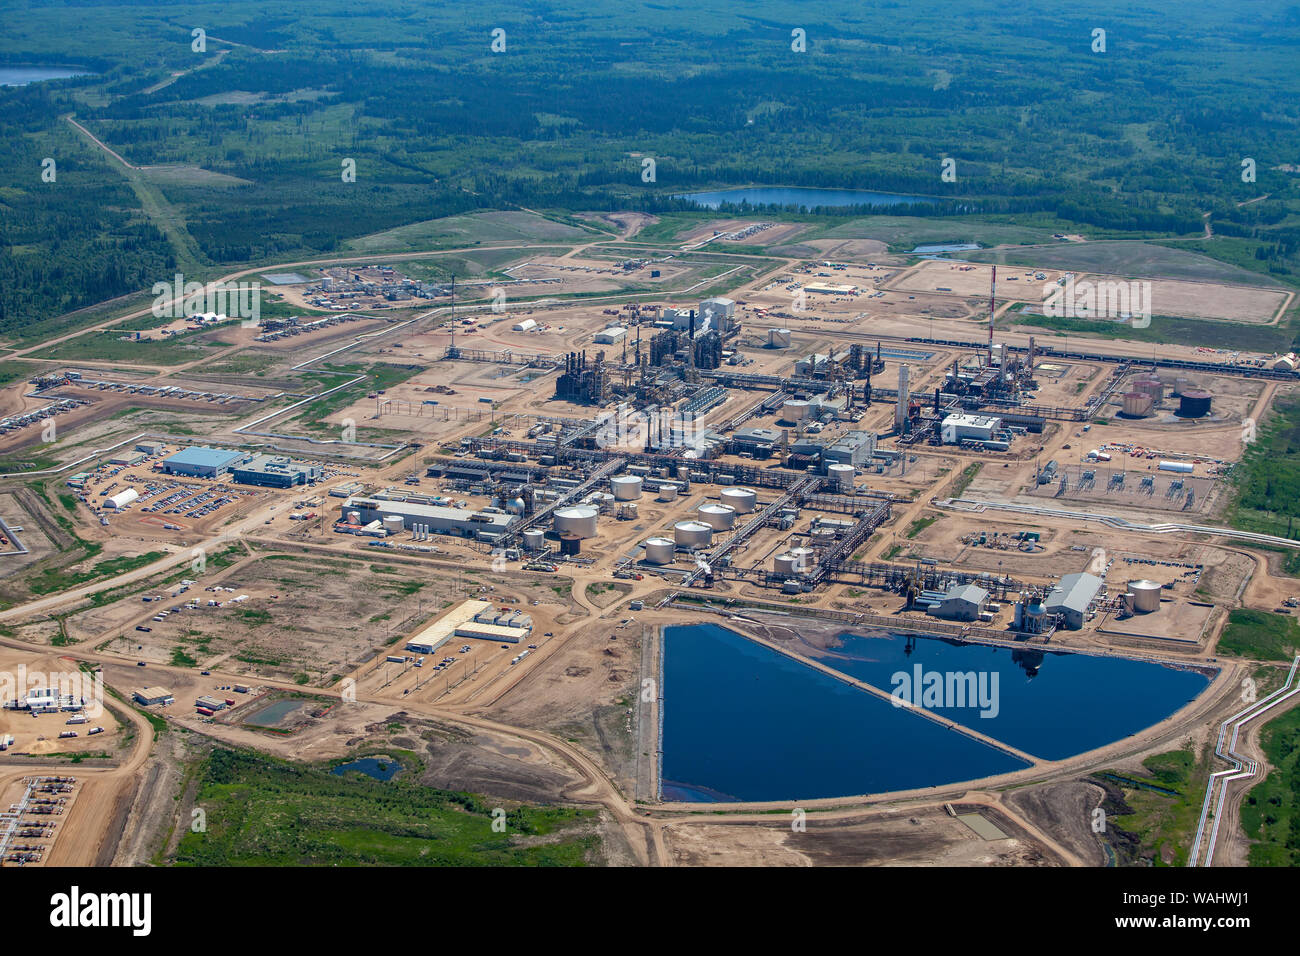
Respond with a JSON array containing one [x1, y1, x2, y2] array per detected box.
[[133, 687, 174, 706], [404, 599, 493, 654], [232, 454, 323, 488], [160, 446, 246, 478]]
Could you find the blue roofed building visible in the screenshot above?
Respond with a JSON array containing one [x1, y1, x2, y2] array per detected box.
[[160, 446, 247, 478]]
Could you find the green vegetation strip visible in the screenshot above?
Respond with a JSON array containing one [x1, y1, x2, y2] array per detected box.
[[174, 748, 596, 866]]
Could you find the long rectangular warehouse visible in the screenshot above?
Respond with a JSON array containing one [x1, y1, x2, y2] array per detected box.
[[405, 599, 493, 654], [341, 496, 515, 539], [453, 622, 528, 644]]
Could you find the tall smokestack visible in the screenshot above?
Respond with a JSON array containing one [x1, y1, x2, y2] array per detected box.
[[895, 364, 910, 433]]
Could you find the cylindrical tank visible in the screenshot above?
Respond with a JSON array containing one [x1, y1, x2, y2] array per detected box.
[[382, 515, 405, 535], [643, 537, 675, 564], [1121, 391, 1154, 418], [553, 505, 598, 539], [619, 502, 638, 519], [827, 463, 855, 490], [720, 487, 757, 514], [789, 546, 815, 570], [768, 328, 792, 349], [558, 533, 581, 556], [673, 520, 713, 548], [521, 529, 546, 551], [781, 399, 812, 422], [1132, 375, 1163, 399], [656, 484, 679, 503], [1130, 579, 1162, 613], [587, 492, 615, 513], [773, 552, 804, 576], [346, 510, 361, 524], [611, 475, 643, 501], [697, 504, 737, 530], [1178, 390, 1212, 418]]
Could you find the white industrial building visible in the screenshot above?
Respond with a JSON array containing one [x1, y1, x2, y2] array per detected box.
[[926, 583, 990, 622], [1044, 572, 1104, 629], [940, 413, 1003, 445], [513, 318, 537, 332], [105, 488, 139, 510], [340, 496, 515, 541], [699, 297, 736, 330], [823, 431, 876, 469], [594, 326, 626, 344]]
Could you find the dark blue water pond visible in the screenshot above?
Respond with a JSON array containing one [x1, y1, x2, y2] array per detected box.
[[804, 630, 1212, 762], [332, 757, 403, 781], [660, 624, 1029, 802], [676, 186, 934, 210]]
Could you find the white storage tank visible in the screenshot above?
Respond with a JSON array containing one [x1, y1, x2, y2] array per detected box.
[[673, 520, 713, 548], [643, 537, 676, 565], [587, 492, 616, 513], [781, 399, 813, 422], [768, 328, 792, 349], [698, 503, 737, 530], [382, 515, 405, 535], [611, 475, 643, 501], [827, 463, 855, 491], [1130, 579, 1163, 613], [789, 547, 815, 570], [346, 510, 361, 524], [773, 552, 807, 576], [522, 529, 546, 551], [553, 505, 599, 539], [720, 487, 757, 514], [657, 484, 679, 502]]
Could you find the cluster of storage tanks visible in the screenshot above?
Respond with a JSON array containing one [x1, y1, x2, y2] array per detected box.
[[1122, 374, 1212, 418], [773, 547, 815, 576]]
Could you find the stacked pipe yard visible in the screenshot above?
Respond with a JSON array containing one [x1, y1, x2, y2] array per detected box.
[[643, 537, 676, 565], [674, 520, 713, 548], [827, 463, 855, 491], [698, 503, 738, 530], [611, 475, 643, 500], [720, 487, 757, 513], [553, 505, 599, 539]]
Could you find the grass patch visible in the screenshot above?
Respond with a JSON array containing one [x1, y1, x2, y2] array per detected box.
[[173, 747, 596, 866], [1217, 609, 1300, 662], [1241, 704, 1300, 865]]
